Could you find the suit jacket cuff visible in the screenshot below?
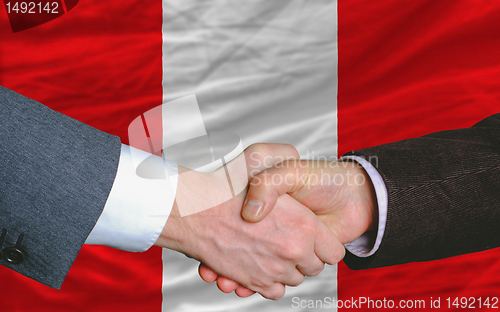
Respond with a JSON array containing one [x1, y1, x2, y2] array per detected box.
[[85, 144, 178, 252]]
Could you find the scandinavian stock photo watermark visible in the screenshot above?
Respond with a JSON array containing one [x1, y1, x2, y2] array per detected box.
[[247, 152, 378, 190]]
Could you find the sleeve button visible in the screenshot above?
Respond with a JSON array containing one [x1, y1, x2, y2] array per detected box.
[[2, 233, 26, 264], [3, 247, 25, 264]]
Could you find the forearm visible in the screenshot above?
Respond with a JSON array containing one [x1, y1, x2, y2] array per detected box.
[[0, 86, 121, 288]]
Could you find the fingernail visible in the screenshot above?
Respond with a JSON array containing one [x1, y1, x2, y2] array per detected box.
[[242, 199, 263, 218]]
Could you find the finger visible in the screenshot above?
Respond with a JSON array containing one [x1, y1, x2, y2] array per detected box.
[[314, 221, 346, 266], [242, 160, 309, 222], [296, 257, 325, 277], [259, 282, 286, 301], [198, 264, 218, 283], [217, 276, 240, 293], [235, 286, 256, 298], [281, 268, 305, 287], [199, 264, 252, 295]]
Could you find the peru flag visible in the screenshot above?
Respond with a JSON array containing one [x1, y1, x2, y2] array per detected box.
[[337, 1, 500, 309], [0, 1, 499, 311]]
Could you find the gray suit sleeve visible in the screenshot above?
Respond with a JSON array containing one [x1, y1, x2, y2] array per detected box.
[[0, 86, 121, 288], [343, 113, 500, 269]]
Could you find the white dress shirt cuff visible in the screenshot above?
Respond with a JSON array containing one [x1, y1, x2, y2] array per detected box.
[[85, 144, 178, 252], [341, 155, 388, 258]]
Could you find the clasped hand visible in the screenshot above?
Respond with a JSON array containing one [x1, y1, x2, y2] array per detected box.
[[155, 144, 376, 300]]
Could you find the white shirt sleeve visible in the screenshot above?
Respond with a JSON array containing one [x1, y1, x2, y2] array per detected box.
[[341, 155, 388, 258], [85, 144, 178, 252]]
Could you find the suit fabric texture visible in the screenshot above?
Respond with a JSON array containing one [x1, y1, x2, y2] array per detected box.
[[0, 87, 121, 288], [344, 113, 500, 269]]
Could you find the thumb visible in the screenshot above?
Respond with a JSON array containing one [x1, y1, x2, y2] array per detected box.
[[242, 160, 309, 222]]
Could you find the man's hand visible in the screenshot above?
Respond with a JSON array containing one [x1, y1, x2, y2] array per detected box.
[[155, 145, 344, 300], [199, 159, 378, 296], [242, 159, 378, 243]]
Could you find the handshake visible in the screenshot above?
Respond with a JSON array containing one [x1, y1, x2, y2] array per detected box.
[[155, 143, 378, 300]]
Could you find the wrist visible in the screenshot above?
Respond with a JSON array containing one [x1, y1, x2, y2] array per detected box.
[[154, 165, 241, 258], [155, 201, 188, 252], [340, 160, 378, 233], [354, 164, 378, 232], [154, 166, 204, 256]]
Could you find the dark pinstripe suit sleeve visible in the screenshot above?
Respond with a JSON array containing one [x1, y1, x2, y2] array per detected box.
[[343, 113, 500, 269], [0, 86, 121, 288]]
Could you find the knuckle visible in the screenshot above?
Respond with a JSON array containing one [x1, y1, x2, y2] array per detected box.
[[274, 289, 286, 300], [249, 143, 271, 159], [246, 143, 260, 154], [267, 262, 288, 278], [257, 172, 273, 187], [249, 175, 263, 187], [296, 219, 318, 240], [309, 263, 325, 277], [283, 144, 299, 159], [285, 243, 306, 260], [263, 288, 285, 301], [249, 276, 272, 290], [289, 274, 305, 287], [249, 171, 272, 189], [331, 246, 346, 265]]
